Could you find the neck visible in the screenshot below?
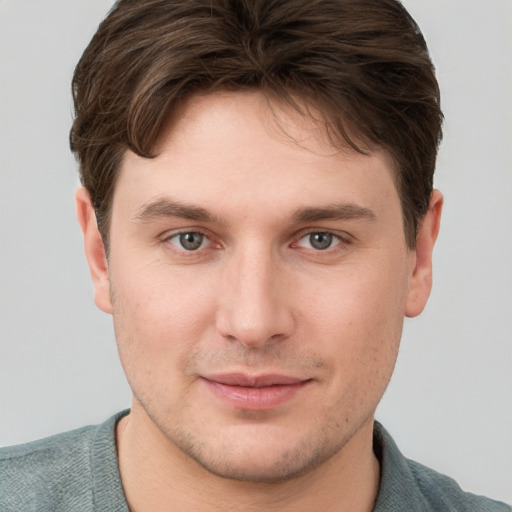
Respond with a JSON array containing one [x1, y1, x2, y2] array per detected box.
[[116, 403, 380, 512]]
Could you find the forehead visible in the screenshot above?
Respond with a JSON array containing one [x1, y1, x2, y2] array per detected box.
[[113, 91, 400, 223]]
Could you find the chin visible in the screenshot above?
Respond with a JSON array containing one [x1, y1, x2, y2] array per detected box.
[[188, 447, 329, 484], [169, 422, 349, 484]]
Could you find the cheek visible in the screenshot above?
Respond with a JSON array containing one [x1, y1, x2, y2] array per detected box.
[[109, 263, 218, 379], [298, 259, 407, 393], [300, 256, 408, 340]]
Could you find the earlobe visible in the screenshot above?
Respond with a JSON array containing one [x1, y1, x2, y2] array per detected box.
[[405, 189, 443, 318], [75, 187, 113, 314]]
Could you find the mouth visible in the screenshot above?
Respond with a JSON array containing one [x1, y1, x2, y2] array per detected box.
[[200, 373, 312, 411]]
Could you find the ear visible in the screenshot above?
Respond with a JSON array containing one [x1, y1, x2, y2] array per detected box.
[[75, 187, 113, 314], [405, 189, 443, 318]]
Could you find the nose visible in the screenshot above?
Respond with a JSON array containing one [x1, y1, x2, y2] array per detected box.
[[215, 244, 295, 348]]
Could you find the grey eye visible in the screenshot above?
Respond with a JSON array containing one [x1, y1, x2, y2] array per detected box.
[[308, 232, 333, 250], [177, 232, 205, 251]]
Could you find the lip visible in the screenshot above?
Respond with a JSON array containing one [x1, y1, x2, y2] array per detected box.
[[201, 373, 311, 410]]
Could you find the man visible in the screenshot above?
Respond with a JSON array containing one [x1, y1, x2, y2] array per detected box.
[[0, 1, 509, 511]]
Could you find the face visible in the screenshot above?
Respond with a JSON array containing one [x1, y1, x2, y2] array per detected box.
[[78, 91, 440, 483]]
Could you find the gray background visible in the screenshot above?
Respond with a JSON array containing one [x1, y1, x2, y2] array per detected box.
[[1, 0, 511, 504]]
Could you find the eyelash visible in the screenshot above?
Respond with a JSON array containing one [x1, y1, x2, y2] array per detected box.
[[164, 230, 217, 253], [162, 229, 350, 256], [291, 230, 347, 253]]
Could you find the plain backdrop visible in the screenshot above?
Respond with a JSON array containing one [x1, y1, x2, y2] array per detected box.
[[0, 0, 511, 504]]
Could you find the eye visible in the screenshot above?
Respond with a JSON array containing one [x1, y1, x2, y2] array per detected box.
[[168, 232, 208, 251], [296, 232, 341, 251]]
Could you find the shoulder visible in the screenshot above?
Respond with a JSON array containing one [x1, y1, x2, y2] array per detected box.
[[373, 421, 511, 512], [406, 457, 511, 512], [0, 412, 127, 512], [0, 425, 96, 512]]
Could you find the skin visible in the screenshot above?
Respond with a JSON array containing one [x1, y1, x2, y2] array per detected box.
[[77, 91, 442, 512]]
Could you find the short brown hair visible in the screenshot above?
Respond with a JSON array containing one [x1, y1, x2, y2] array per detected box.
[[70, 0, 442, 248]]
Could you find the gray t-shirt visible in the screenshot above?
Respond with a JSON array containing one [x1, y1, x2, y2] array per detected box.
[[1, 411, 510, 511]]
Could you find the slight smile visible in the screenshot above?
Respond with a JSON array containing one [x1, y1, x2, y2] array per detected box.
[[201, 373, 313, 411]]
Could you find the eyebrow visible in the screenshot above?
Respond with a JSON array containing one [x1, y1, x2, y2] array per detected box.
[[134, 198, 225, 224], [134, 198, 376, 225], [292, 203, 377, 223]]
